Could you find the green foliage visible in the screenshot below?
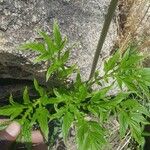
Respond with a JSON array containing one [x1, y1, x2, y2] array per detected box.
[[118, 99, 150, 145], [0, 21, 150, 150], [62, 111, 74, 142], [76, 120, 107, 150], [23, 87, 31, 104], [36, 107, 49, 141], [104, 51, 120, 73], [21, 21, 74, 82], [21, 119, 32, 150]]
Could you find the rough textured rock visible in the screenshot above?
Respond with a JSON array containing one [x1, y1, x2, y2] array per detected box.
[[0, 0, 117, 80]]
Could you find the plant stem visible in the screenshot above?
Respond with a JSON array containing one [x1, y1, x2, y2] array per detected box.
[[89, 0, 119, 80], [88, 68, 118, 86]]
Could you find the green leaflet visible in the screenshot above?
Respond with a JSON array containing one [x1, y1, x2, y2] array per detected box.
[[121, 55, 143, 69], [20, 42, 46, 53], [115, 75, 123, 89], [77, 84, 88, 102], [123, 78, 138, 91], [34, 79, 45, 96], [120, 47, 130, 67], [106, 92, 129, 107], [118, 111, 129, 137], [46, 60, 62, 81], [39, 31, 57, 56], [75, 72, 82, 89], [46, 50, 70, 81], [61, 50, 70, 63], [58, 64, 76, 78], [36, 107, 49, 141], [46, 66, 55, 81], [11, 108, 23, 119], [31, 110, 39, 125], [139, 68, 150, 76], [104, 51, 120, 73], [88, 104, 110, 123], [34, 52, 51, 63], [9, 94, 24, 107], [76, 120, 106, 150], [23, 86, 31, 105], [138, 80, 150, 99], [88, 105, 100, 118], [72, 82, 89, 103], [21, 119, 32, 150], [52, 89, 72, 104], [50, 107, 66, 120], [53, 20, 62, 48], [130, 112, 149, 125], [91, 86, 111, 103], [43, 96, 66, 105], [122, 99, 150, 117], [76, 119, 87, 149], [130, 121, 145, 145], [9, 94, 15, 105], [117, 98, 150, 145], [62, 111, 74, 142], [138, 68, 150, 84], [0, 105, 23, 117]]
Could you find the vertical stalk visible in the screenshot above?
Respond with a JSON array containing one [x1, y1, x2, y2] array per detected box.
[[89, 0, 119, 80]]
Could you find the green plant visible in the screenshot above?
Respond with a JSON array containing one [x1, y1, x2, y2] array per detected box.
[[0, 21, 150, 150]]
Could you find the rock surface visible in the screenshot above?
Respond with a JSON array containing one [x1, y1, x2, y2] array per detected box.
[[0, 0, 117, 79]]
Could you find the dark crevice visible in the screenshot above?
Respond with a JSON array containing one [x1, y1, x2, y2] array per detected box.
[[0, 78, 33, 86]]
